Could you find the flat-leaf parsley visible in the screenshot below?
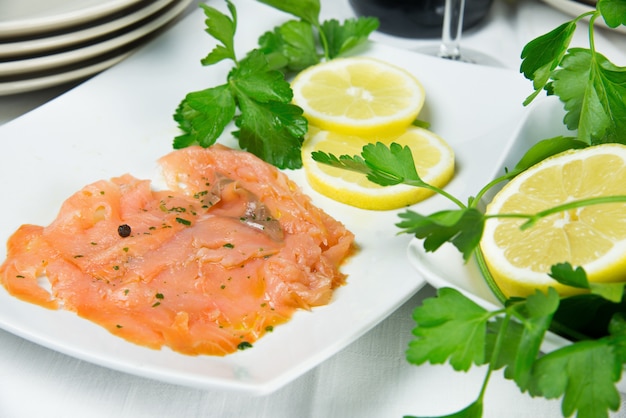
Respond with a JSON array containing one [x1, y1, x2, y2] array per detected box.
[[173, 0, 378, 169]]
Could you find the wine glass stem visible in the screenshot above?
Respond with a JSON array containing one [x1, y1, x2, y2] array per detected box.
[[439, 0, 465, 60]]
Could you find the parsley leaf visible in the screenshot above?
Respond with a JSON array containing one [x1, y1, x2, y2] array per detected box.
[[257, 20, 318, 72], [173, 2, 307, 168], [257, 0, 377, 61], [312, 142, 423, 187], [406, 287, 626, 418], [256, 16, 378, 73], [396, 209, 484, 261], [173, 84, 236, 148], [549, 262, 625, 303], [311, 142, 421, 186], [551, 48, 626, 144], [199, 2, 237, 65], [527, 339, 623, 417], [500, 289, 559, 390], [231, 50, 294, 102], [520, 20, 576, 105], [312, 142, 466, 206], [598, 0, 626, 27], [311, 150, 371, 176], [229, 50, 307, 168], [509, 136, 587, 176], [548, 262, 590, 288], [521, 0, 626, 145], [320, 17, 380, 58], [173, 0, 378, 169], [257, 0, 320, 25], [360, 142, 422, 185], [235, 95, 305, 169], [407, 287, 491, 371]]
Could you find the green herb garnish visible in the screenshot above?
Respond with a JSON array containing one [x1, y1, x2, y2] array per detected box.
[[172, 0, 377, 169], [175, 217, 191, 226], [405, 287, 626, 418], [313, 127, 626, 418], [520, 3, 626, 145], [312, 1, 626, 416], [237, 341, 253, 350]]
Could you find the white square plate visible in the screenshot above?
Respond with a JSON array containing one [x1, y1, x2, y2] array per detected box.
[[0, 1, 533, 394]]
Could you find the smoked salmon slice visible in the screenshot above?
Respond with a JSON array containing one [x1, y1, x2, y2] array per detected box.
[[0, 145, 355, 356]]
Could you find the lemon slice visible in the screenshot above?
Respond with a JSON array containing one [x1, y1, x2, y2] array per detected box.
[[480, 144, 626, 298], [302, 126, 455, 210], [291, 57, 425, 136]]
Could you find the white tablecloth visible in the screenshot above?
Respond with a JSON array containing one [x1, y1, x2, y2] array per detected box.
[[1, 1, 626, 417]]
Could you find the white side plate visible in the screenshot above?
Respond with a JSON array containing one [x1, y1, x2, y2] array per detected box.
[[0, 0, 142, 38]]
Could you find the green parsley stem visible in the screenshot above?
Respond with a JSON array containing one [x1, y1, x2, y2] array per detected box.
[[482, 195, 626, 230], [315, 23, 331, 61], [404, 179, 466, 209], [587, 12, 598, 55], [472, 173, 511, 208], [574, 10, 598, 25], [476, 311, 512, 405], [521, 195, 626, 229], [474, 248, 508, 304]]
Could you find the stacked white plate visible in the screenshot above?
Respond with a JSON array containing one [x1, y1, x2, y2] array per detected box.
[[0, 0, 193, 96]]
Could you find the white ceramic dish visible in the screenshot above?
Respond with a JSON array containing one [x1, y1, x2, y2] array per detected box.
[[0, 0, 142, 39], [0, 0, 191, 77], [0, 51, 132, 96], [0, 2, 534, 395], [0, 0, 174, 59]]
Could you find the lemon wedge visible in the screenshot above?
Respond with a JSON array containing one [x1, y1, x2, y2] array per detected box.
[[291, 57, 425, 137], [302, 126, 455, 210], [480, 144, 626, 298]]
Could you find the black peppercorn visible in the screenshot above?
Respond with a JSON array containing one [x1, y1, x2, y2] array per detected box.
[[118, 224, 131, 238]]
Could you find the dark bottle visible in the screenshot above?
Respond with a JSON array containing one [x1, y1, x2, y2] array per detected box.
[[349, 0, 493, 39]]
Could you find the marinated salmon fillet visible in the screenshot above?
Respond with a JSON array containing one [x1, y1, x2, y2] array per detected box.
[[0, 145, 355, 356]]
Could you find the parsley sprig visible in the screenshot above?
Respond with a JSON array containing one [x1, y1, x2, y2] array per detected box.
[[521, 0, 626, 145], [172, 0, 378, 169], [314, 1, 626, 416], [406, 287, 626, 418]]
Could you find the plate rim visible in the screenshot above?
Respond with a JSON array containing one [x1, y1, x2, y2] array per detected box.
[[0, 0, 175, 59], [0, 0, 145, 39], [0, 0, 191, 77], [0, 51, 132, 96]]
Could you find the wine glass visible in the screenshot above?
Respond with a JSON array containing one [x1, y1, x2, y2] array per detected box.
[[438, 0, 466, 60], [420, 0, 502, 66]]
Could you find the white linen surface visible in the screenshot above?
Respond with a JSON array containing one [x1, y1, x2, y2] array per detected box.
[[1, 0, 626, 417]]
